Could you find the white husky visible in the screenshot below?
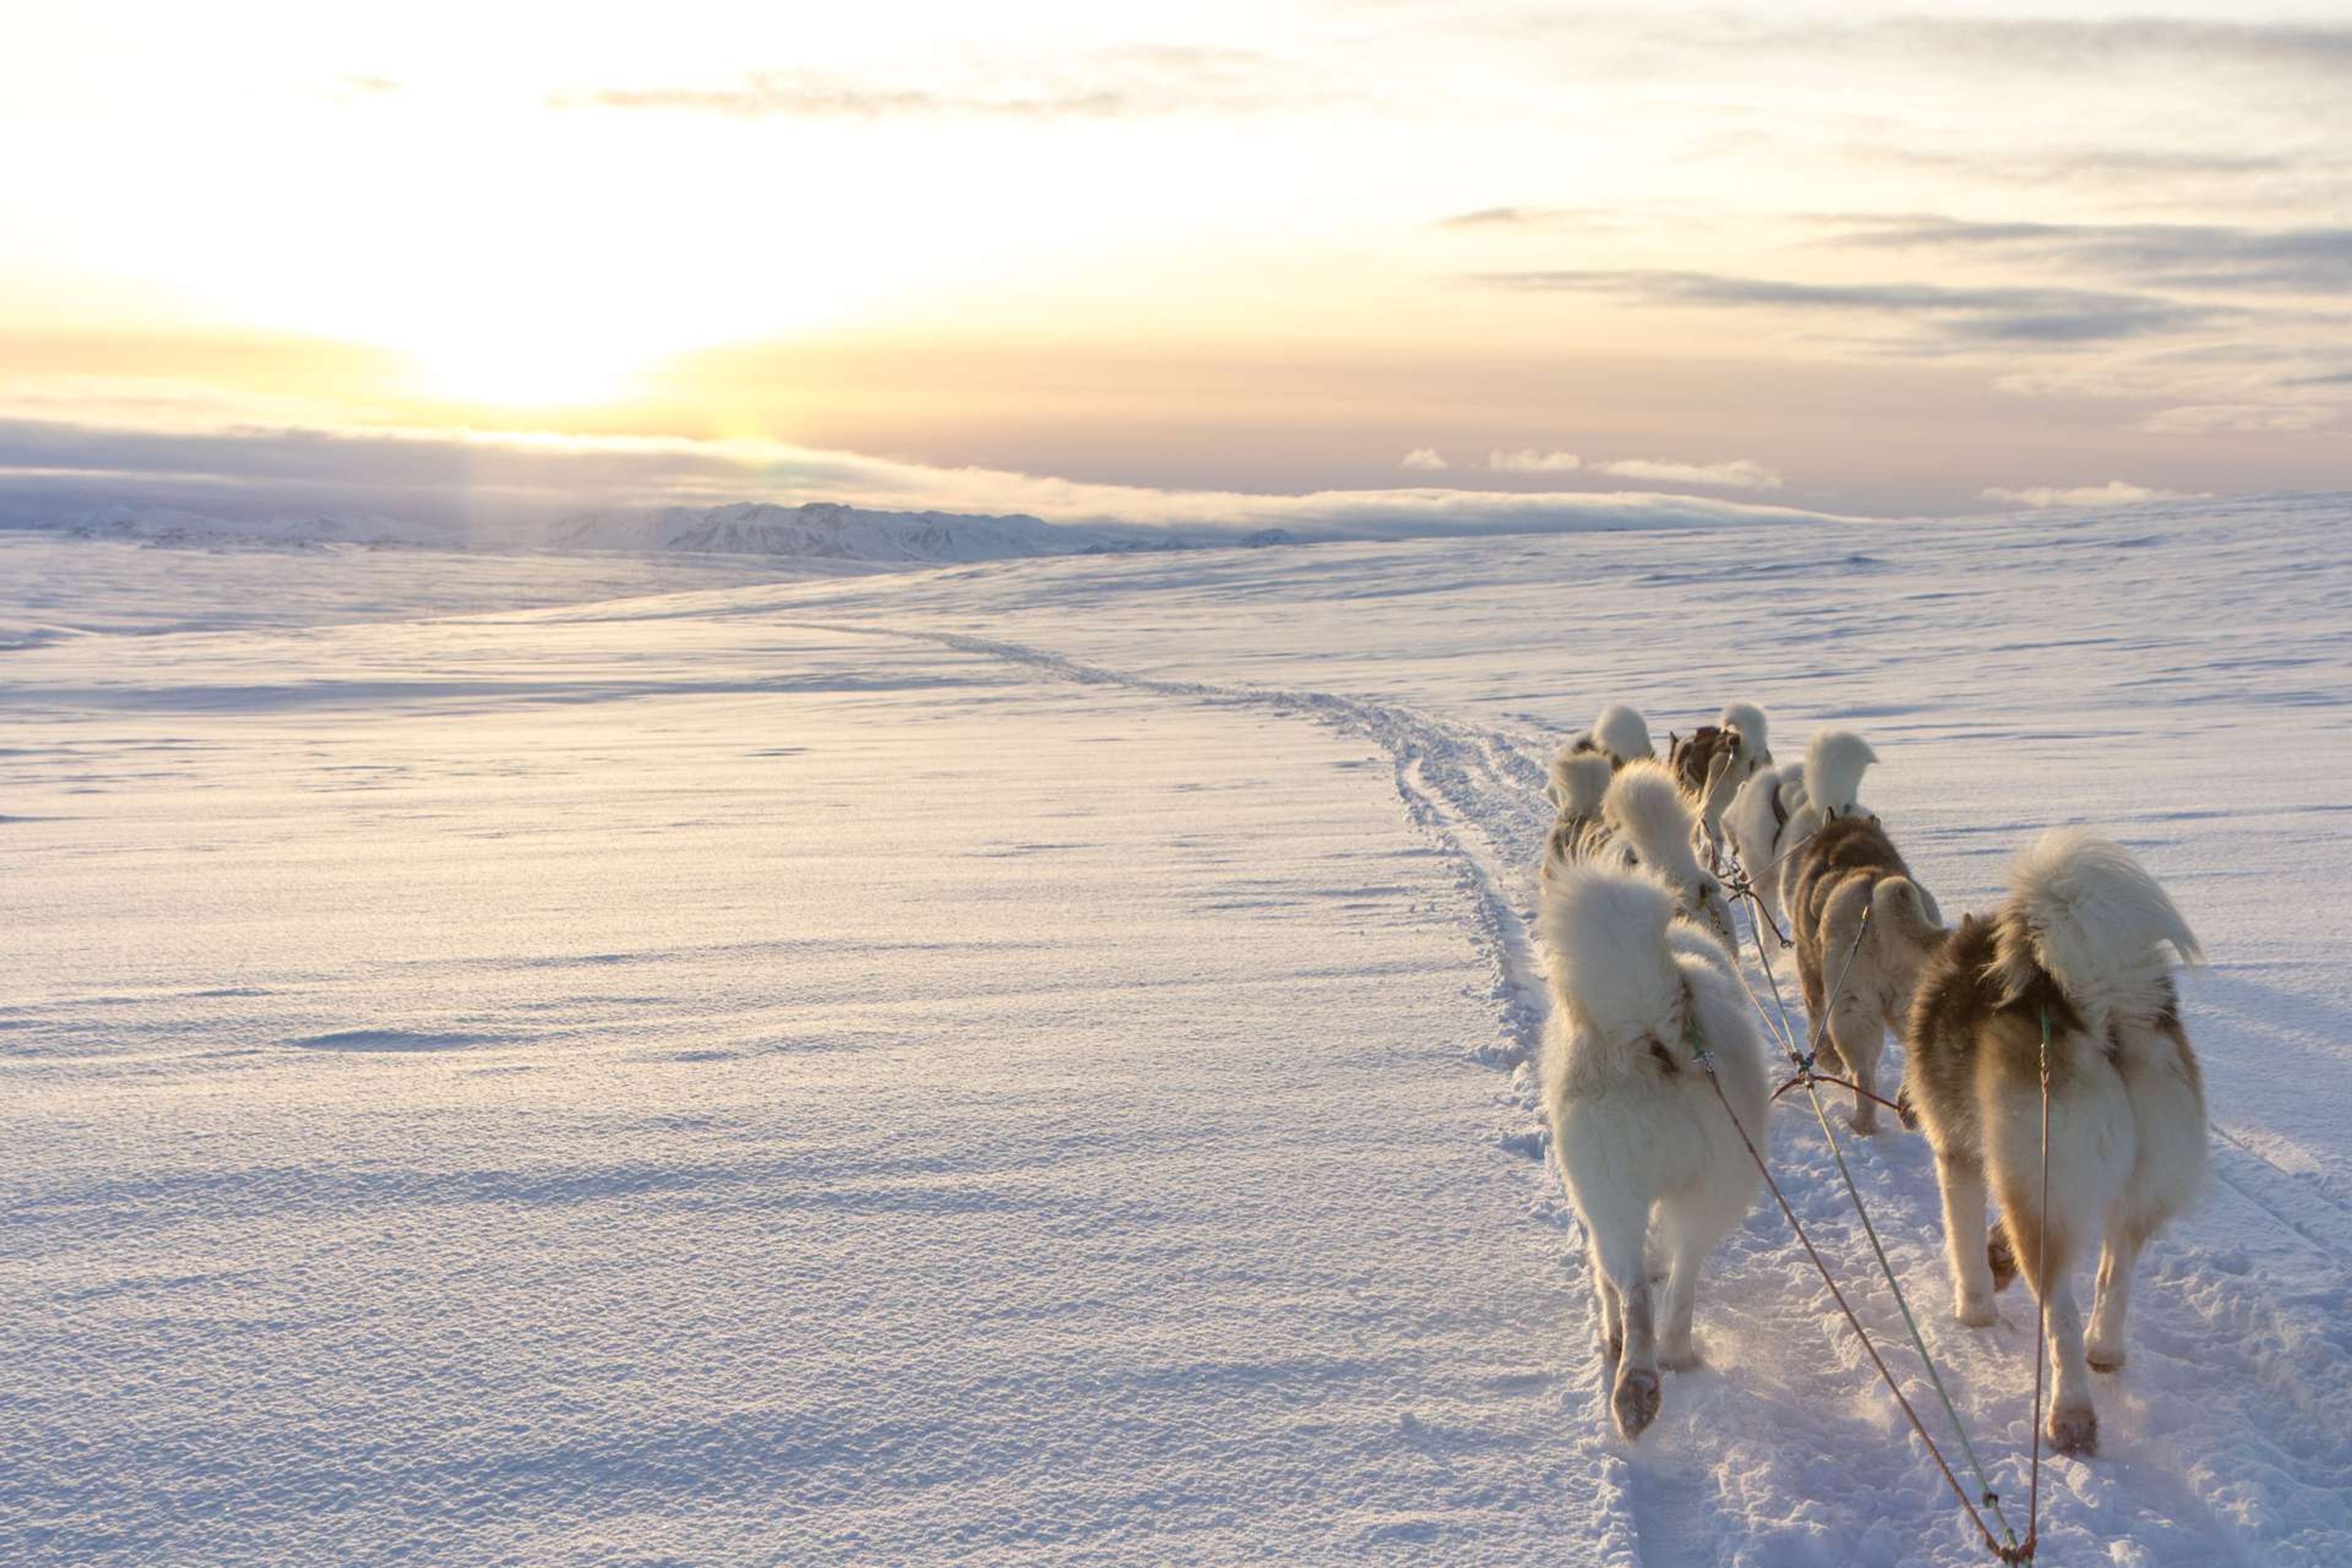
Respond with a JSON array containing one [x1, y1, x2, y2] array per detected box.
[[1541, 704, 1660, 883], [1540, 866, 1770, 1439], [1538, 750, 1618, 885], [1722, 729, 1877, 948], [1564, 702, 1657, 769], [1603, 763, 1740, 952], [1902, 829, 2207, 1456]]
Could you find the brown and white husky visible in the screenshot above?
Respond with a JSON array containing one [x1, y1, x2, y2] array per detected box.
[[1782, 741, 1943, 1135], [1902, 829, 2206, 1457]]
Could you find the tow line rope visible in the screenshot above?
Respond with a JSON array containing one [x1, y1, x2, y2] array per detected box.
[[1710, 848, 2032, 1563], [1684, 1017, 2016, 1562]]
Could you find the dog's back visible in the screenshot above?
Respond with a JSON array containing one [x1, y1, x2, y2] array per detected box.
[[1907, 831, 2204, 1162], [1788, 813, 1915, 996], [1784, 811, 1946, 1130], [1668, 724, 1740, 797]]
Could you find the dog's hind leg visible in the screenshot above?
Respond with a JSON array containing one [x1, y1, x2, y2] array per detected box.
[[1583, 1194, 1661, 1439], [1609, 1280, 1662, 1439], [1754, 862, 1785, 952], [2002, 1186, 2097, 1456], [1935, 1153, 1999, 1327], [1589, 1239, 1624, 1363], [2087, 1215, 2149, 1373], [1826, 999, 1885, 1135], [1654, 1212, 1713, 1371]]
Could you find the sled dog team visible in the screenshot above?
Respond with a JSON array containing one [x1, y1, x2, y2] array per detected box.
[[1538, 701, 2206, 1459]]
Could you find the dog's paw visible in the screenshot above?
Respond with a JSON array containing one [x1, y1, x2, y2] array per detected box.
[[2048, 1404, 2099, 1458], [1657, 1341, 1703, 1373], [1612, 1368, 1661, 1440], [2087, 1344, 2127, 1373], [1848, 1112, 1880, 1137], [1954, 1297, 1997, 1329]]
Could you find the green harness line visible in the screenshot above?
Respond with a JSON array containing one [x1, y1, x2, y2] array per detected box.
[[2021, 1006, 2057, 1564]]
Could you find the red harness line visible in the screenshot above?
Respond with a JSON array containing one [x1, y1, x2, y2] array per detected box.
[[1769, 1069, 1909, 1118]]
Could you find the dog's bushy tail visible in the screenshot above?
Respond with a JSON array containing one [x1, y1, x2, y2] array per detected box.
[[1605, 761, 1706, 886], [1547, 749, 1613, 819], [1803, 729, 1877, 818], [2006, 827, 2203, 1025], [1593, 702, 1654, 763], [1871, 873, 1947, 951], [1542, 866, 1683, 1046]]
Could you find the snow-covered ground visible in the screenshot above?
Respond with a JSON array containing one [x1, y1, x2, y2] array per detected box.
[[0, 532, 881, 646], [5, 496, 2348, 1565]]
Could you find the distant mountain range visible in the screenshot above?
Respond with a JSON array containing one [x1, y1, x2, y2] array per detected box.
[[20, 500, 1289, 565], [57, 502, 468, 550]]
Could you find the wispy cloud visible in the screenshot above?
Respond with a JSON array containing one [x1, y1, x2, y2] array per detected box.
[[1481, 449, 1780, 490], [1437, 206, 1556, 229], [1855, 143, 2312, 189], [562, 78, 1130, 120], [1827, 216, 2352, 296], [1980, 480, 2204, 509], [1472, 269, 2222, 345], [552, 48, 1283, 122], [1399, 447, 1450, 471], [1433, 206, 1638, 232], [1487, 448, 1581, 473], [2136, 404, 2337, 435], [1592, 457, 1781, 492], [1576, 15, 2352, 78]]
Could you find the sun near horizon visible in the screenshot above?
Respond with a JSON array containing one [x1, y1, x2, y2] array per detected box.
[[2, 1, 2347, 526]]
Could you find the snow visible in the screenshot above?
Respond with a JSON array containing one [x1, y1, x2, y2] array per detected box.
[[4, 493, 2349, 1564], [0, 532, 884, 645]]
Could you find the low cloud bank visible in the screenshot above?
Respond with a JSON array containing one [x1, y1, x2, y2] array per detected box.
[[1978, 480, 2206, 508], [0, 417, 1855, 548]]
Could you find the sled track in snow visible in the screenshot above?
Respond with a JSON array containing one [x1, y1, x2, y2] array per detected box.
[[815, 619, 2352, 1568]]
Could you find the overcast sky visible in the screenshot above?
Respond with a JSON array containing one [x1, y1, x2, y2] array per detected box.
[[4, 1, 2348, 524]]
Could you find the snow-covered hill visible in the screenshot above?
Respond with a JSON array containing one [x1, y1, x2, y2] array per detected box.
[[56, 500, 470, 549], [544, 499, 1132, 560], [10, 499, 1176, 565]]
